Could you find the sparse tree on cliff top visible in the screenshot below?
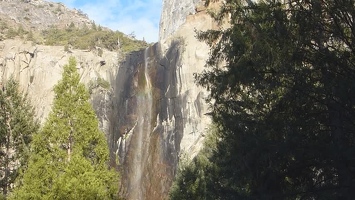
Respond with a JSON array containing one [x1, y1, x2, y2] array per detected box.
[[10, 57, 119, 200], [0, 78, 39, 197]]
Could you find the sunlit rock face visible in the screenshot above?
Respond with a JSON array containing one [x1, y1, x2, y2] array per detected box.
[[0, 39, 118, 125], [159, 0, 201, 42], [0, 0, 216, 199], [159, 5, 215, 159], [111, 0, 215, 199]]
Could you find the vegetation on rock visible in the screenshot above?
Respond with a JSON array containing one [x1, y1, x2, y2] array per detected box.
[[0, 0, 148, 53], [88, 77, 111, 94], [42, 24, 148, 53], [0, 20, 148, 53]]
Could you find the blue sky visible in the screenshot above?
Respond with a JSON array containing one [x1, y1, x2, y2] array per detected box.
[[54, 0, 162, 42]]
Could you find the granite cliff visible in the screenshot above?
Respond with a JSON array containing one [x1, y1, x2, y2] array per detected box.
[[114, 1, 216, 198], [0, 0, 217, 199]]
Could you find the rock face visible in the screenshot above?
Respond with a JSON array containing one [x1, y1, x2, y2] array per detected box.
[[0, 0, 92, 31], [159, 0, 201, 41], [0, 0, 216, 199], [0, 39, 119, 125], [159, 1, 215, 158], [112, 0, 215, 199]]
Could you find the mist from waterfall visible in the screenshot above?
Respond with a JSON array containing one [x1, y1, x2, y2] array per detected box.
[[128, 47, 153, 200], [115, 42, 186, 199]]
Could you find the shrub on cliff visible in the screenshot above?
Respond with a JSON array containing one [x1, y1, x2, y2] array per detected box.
[[42, 26, 148, 53]]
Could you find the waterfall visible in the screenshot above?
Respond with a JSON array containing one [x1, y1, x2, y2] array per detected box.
[[117, 43, 184, 199], [128, 47, 153, 200]]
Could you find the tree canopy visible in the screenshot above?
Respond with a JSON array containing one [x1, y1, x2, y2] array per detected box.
[[0, 78, 39, 197], [10, 57, 119, 200], [171, 0, 355, 199]]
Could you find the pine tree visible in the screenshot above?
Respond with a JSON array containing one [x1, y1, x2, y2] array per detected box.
[[169, 127, 219, 200], [10, 57, 119, 199], [170, 0, 355, 199], [0, 78, 39, 197]]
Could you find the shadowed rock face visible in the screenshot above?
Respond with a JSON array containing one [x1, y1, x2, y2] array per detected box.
[[103, 1, 214, 198], [108, 41, 184, 200], [0, 0, 213, 199]]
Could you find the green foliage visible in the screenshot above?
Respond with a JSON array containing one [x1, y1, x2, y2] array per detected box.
[[17, 26, 26, 39], [88, 77, 110, 94], [5, 28, 17, 39], [0, 21, 8, 30], [26, 31, 34, 41], [0, 78, 39, 197], [3, 25, 31, 40], [0, 19, 147, 53], [169, 127, 219, 200], [64, 44, 69, 52], [10, 57, 119, 199], [170, 155, 208, 200], [97, 48, 103, 57], [171, 0, 355, 199], [42, 26, 148, 53]]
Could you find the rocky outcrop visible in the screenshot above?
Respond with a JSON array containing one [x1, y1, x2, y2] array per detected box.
[[159, 0, 204, 42], [0, 39, 119, 125], [0, 0, 92, 31], [159, 5, 214, 158]]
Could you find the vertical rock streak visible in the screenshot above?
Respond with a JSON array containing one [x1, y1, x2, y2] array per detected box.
[[0, 1, 212, 198], [128, 48, 153, 200]]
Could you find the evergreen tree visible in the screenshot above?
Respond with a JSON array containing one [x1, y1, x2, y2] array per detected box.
[[10, 57, 119, 199], [172, 0, 355, 199], [169, 127, 219, 200], [0, 78, 39, 197]]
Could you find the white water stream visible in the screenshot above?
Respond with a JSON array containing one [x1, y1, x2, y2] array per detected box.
[[129, 47, 153, 200]]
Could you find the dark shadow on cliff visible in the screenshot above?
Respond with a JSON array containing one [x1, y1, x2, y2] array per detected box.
[[99, 39, 185, 200]]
